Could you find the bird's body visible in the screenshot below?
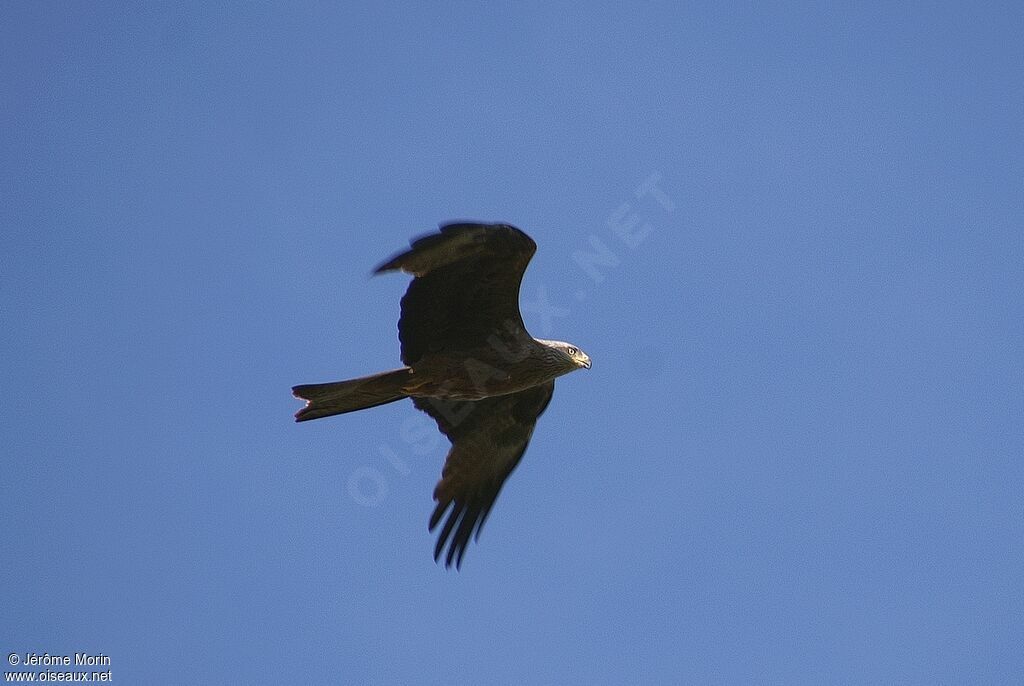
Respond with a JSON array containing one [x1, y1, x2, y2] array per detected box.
[[292, 223, 590, 568], [397, 336, 579, 400]]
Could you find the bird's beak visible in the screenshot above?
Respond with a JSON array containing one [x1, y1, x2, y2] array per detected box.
[[581, 357, 592, 369]]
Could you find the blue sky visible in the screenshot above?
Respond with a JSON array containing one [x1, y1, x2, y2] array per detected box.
[[2, 2, 1021, 684]]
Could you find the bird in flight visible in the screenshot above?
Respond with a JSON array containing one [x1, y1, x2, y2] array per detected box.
[[292, 222, 591, 568]]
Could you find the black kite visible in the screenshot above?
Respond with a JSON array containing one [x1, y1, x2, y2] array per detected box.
[[293, 223, 591, 568]]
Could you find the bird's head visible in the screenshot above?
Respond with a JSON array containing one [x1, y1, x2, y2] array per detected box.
[[537, 339, 592, 372]]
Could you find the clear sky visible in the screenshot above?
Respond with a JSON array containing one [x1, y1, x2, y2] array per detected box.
[[2, 3, 1021, 684]]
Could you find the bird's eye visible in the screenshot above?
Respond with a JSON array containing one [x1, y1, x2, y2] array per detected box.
[[567, 347, 577, 355]]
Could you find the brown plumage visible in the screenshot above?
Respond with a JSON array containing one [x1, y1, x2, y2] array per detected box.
[[292, 223, 590, 568]]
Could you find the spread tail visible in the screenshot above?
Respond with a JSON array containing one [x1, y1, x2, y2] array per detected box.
[[292, 368, 412, 422]]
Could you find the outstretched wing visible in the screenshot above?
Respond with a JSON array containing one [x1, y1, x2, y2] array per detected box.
[[375, 222, 537, 366], [412, 381, 555, 569]]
